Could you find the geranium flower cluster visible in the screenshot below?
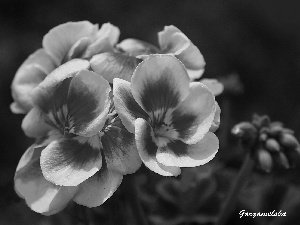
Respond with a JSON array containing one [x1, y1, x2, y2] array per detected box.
[[11, 21, 222, 215]]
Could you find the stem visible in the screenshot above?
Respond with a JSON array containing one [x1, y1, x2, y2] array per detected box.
[[216, 151, 255, 225]]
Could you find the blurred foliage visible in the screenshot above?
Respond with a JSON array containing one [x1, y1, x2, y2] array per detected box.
[[137, 164, 235, 225], [1, 0, 300, 224]]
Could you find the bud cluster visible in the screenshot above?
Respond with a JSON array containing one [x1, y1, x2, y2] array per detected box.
[[232, 114, 300, 172]]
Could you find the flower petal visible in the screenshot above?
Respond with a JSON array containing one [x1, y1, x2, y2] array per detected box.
[[171, 82, 216, 144], [80, 23, 119, 58], [67, 70, 111, 137], [113, 78, 148, 133], [43, 21, 96, 65], [158, 25, 205, 71], [32, 76, 71, 132], [83, 37, 115, 59], [176, 41, 205, 71], [156, 132, 219, 167], [11, 64, 46, 113], [21, 107, 51, 138], [158, 26, 190, 55], [40, 137, 102, 186], [135, 118, 181, 176], [117, 38, 160, 56], [10, 102, 27, 114], [90, 52, 141, 83], [11, 49, 56, 113], [131, 54, 190, 115], [15, 145, 78, 215], [95, 23, 120, 46], [31, 59, 90, 102], [19, 49, 56, 74], [65, 37, 91, 61], [101, 116, 142, 174], [73, 165, 123, 207], [32, 69, 110, 137], [201, 79, 224, 96], [210, 102, 221, 132], [187, 68, 205, 81]]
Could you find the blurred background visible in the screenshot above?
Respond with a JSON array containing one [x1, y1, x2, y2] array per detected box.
[[1, 0, 300, 224]]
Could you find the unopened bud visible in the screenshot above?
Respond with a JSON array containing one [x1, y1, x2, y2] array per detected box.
[[269, 125, 283, 137], [270, 121, 283, 128], [252, 114, 270, 128], [232, 122, 257, 138], [275, 152, 290, 169], [257, 149, 273, 172], [280, 133, 300, 151], [232, 122, 257, 148], [259, 133, 268, 142], [282, 128, 294, 135], [265, 138, 280, 152]]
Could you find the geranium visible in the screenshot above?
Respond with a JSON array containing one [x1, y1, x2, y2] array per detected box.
[[14, 60, 141, 215], [113, 54, 219, 176], [11, 22, 223, 116], [88, 25, 223, 94], [11, 21, 119, 114], [117, 26, 205, 80]]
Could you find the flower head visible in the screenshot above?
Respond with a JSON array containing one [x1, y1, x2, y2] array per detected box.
[[113, 54, 219, 176], [11, 21, 119, 114], [14, 60, 141, 215], [232, 114, 300, 172]]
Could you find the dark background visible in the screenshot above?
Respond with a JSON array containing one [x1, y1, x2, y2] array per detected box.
[[1, 0, 300, 224]]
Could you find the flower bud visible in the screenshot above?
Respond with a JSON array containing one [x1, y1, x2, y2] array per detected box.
[[232, 122, 257, 138], [282, 128, 294, 135], [265, 138, 280, 152], [259, 133, 268, 142], [232, 122, 257, 148], [274, 152, 290, 169], [257, 149, 273, 172], [252, 114, 270, 128], [280, 133, 300, 151], [270, 121, 283, 127], [269, 125, 283, 137]]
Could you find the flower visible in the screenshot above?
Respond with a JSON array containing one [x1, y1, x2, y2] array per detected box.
[[11, 21, 119, 114], [14, 60, 141, 215], [115, 25, 224, 95], [113, 54, 219, 176], [117, 26, 205, 80]]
